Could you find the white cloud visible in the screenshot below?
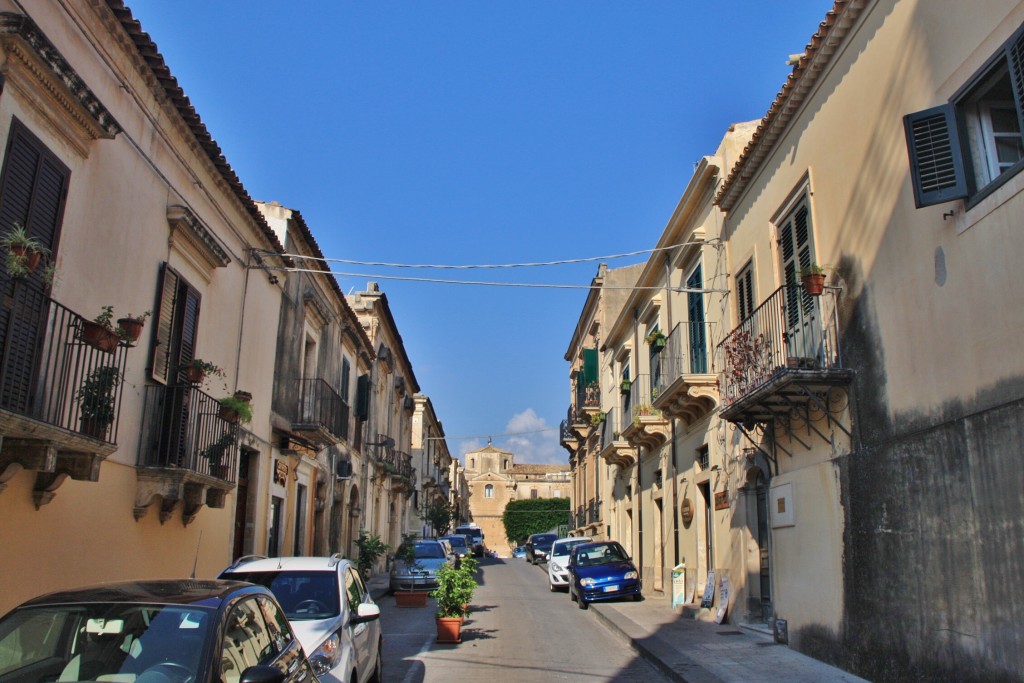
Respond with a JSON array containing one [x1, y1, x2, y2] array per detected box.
[[454, 409, 567, 465]]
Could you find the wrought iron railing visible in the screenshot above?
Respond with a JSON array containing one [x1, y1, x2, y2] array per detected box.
[[718, 285, 843, 406], [653, 321, 716, 396], [600, 407, 622, 451], [139, 384, 238, 481], [625, 374, 662, 421], [573, 379, 600, 420], [296, 377, 348, 440], [0, 297, 129, 444]]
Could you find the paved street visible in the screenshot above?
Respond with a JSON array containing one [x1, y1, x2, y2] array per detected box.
[[377, 556, 670, 683]]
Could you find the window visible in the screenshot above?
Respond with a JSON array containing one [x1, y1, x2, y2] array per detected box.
[[484, 484, 494, 498], [686, 263, 708, 373], [904, 23, 1024, 207], [220, 599, 275, 683], [530, 488, 538, 499], [736, 261, 755, 323], [151, 263, 201, 385]]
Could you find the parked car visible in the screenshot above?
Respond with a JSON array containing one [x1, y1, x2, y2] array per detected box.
[[439, 534, 472, 559], [219, 555, 381, 683], [567, 541, 642, 609], [512, 545, 527, 559], [453, 524, 486, 557], [0, 579, 317, 683], [525, 532, 559, 565], [548, 536, 592, 591], [389, 538, 451, 592]]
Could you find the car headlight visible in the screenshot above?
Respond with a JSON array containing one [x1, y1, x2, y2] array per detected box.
[[308, 632, 341, 676], [550, 561, 564, 572], [624, 570, 638, 580], [580, 578, 595, 587]]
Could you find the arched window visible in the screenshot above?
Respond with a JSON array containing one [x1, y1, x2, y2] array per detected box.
[[484, 484, 494, 498]]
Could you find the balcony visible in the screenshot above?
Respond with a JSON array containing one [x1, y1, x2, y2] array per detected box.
[[559, 406, 580, 453], [293, 377, 348, 447], [652, 322, 719, 423], [573, 379, 601, 423], [371, 434, 416, 493], [718, 285, 853, 436], [598, 407, 635, 468], [135, 384, 239, 524], [0, 297, 129, 507], [620, 374, 669, 450]]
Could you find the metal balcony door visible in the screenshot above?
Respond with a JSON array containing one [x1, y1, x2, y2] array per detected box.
[[755, 473, 773, 619], [686, 264, 707, 373], [778, 196, 822, 362]]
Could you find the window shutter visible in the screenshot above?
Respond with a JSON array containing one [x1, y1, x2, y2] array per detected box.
[[0, 121, 69, 413], [903, 105, 967, 208], [1005, 25, 1024, 140], [355, 373, 369, 418], [151, 265, 180, 384], [582, 348, 598, 386], [341, 357, 351, 403]]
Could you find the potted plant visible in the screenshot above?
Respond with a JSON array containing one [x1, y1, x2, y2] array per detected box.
[[799, 263, 827, 296], [431, 557, 478, 643], [590, 411, 606, 426], [202, 431, 236, 479], [645, 330, 667, 348], [116, 311, 151, 343], [1, 223, 49, 277], [76, 365, 120, 439], [393, 533, 430, 607], [217, 395, 253, 424], [620, 379, 632, 393], [80, 306, 121, 353], [355, 531, 389, 579], [179, 358, 225, 386]]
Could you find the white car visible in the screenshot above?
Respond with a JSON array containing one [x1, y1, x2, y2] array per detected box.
[[220, 554, 382, 683], [548, 536, 592, 591]]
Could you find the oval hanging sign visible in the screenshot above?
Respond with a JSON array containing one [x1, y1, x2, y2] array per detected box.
[[680, 497, 694, 526]]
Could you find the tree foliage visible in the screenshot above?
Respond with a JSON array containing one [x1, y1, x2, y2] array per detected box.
[[424, 499, 454, 536], [502, 498, 572, 546]]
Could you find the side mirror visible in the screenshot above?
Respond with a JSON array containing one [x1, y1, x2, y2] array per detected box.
[[239, 665, 286, 683], [350, 602, 381, 625]]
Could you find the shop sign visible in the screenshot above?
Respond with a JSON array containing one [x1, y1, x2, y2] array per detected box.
[[274, 460, 288, 486]]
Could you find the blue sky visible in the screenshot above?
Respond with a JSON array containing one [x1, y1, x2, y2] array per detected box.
[[127, 1, 829, 464]]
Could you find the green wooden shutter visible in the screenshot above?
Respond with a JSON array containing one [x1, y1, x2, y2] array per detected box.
[[341, 357, 351, 403], [903, 104, 967, 208], [582, 348, 598, 386]]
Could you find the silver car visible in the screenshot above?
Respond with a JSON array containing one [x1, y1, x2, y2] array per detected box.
[[389, 539, 451, 592]]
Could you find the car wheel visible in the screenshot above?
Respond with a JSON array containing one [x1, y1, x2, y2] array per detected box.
[[633, 593, 643, 602], [549, 581, 557, 592], [569, 585, 576, 602], [577, 593, 588, 610]]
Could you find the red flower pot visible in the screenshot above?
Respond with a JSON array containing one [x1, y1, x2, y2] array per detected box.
[[80, 321, 120, 353], [117, 317, 145, 343], [435, 616, 463, 643], [801, 273, 826, 296]]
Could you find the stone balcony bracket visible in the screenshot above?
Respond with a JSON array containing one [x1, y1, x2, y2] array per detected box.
[[622, 415, 670, 450], [653, 375, 720, 423], [134, 468, 234, 526]]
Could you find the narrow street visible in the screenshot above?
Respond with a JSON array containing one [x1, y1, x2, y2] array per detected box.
[[378, 556, 670, 683]]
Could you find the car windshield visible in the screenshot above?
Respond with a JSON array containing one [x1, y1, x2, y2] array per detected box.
[[414, 542, 446, 559], [533, 535, 557, 545], [220, 570, 339, 620], [443, 537, 467, 549], [0, 603, 212, 683], [552, 540, 588, 557], [575, 544, 630, 567]]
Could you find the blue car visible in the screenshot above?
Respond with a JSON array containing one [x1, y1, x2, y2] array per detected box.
[[512, 545, 526, 558], [567, 541, 642, 609]]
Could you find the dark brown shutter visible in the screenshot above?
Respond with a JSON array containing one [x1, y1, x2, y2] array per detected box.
[[1005, 24, 1024, 141], [903, 105, 967, 208], [151, 265, 180, 384], [0, 120, 69, 414], [355, 373, 369, 418]]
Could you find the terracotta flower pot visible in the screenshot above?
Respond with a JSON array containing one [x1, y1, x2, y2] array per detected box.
[[395, 590, 429, 608], [117, 317, 145, 343], [184, 365, 205, 384], [79, 416, 110, 440], [435, 616, 463, 643], [80, 321, 120, 353], [801, 273, 826, 296]]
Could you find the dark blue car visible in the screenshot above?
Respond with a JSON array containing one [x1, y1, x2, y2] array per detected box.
[[567, 541, 642, 609]]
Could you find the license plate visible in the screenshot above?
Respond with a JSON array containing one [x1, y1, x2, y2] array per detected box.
[[603, 585, 618, 593]]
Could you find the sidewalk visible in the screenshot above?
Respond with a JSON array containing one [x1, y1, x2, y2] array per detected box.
[[589, 593, 870, 683]]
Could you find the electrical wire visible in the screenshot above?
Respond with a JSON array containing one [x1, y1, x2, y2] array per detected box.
[[268, 265, 730, 293], [257, 240, 718, 270], [426, 428, 557, 441]]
